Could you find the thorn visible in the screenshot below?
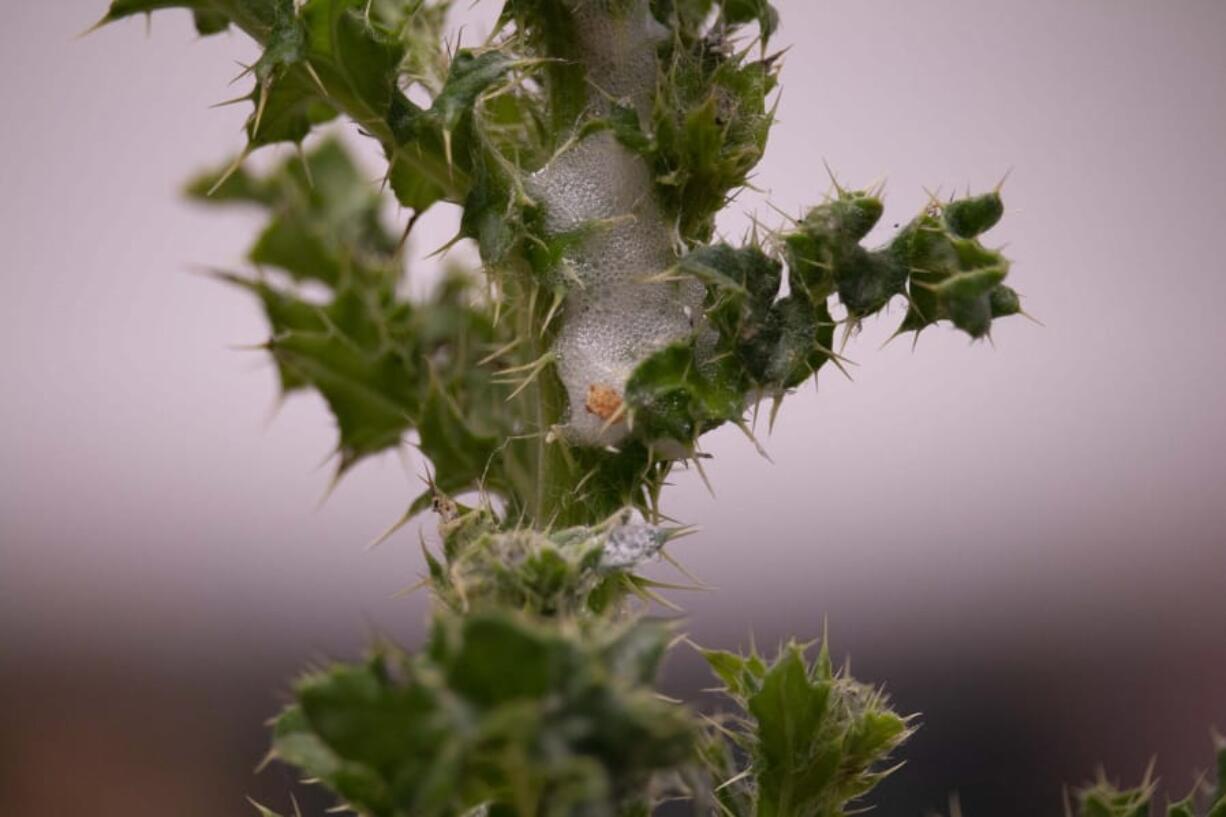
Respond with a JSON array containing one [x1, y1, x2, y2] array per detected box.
[[494, 352, 556, 401], [765, 199, 800, 226], [1019, 308, 1044, 327], [250, 80, 270, 139], [625, 574, 683, 612], [303, 62, 328, 97], [817, 340, 857, 381], [662, 522, 700, 542], [994, 166, 1015, 193], [635, 575, 706, 593], [822, 158, 847, 196], [597, 399, 629, 437], [260, 392, 287, 432], [367, 506, 414, 551], [879, 325, 909, 350], [229, 60, 256, 86], [76, 15, 111, 40], [867, 175, 889, 200], [733, 419, 773, 462], [768, 392, 784, 434], [393, 209, 421, 260], [539, 289, 565, 337], [715, 768, 754, 792], [921, 186, 944, 215], [690, 452, 716, 498], [478, 337, 522, 366], [659, 546, 713, 589], [572, 466, 600, 497], [297, 142, 314, 189], [209, 93, 252, 110], [226, 340, 272, 352], [316, 465, 345, 510], [424, 230, 465, 260], [839, 317, 860, 354], [206, 146, 252, 197], [495, 351, 555, 375], [252, 749, 276, 774]]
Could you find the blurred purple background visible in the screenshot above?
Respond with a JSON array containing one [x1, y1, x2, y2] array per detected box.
[[2, 1, 1224, 815]]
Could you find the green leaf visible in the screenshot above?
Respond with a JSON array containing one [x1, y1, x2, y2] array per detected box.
[[721, 0, 779, 39], [300, 0, 404, 120], [497, 0, 589, 135], [249, 68, 341, 147], [297, 659, 444, 773], [387, 139, 452, 211], [943, 190, 1005, 239], [707, 638, 911, 817], [655, 31, 778, 240], [625, 341, 747, 446], [445, 614, 571, 705], [389, 48, 516, 213], [193, 9, 230, 34], [701, 648, 759, 700], [271, 705, 341, 780], [104, 0, 283, 30], [191, 139, 397, 286], [749, 644, 835, 817], [430, 50, 516, 137], [608, 102, 653, 154], [105, 0, 447, 174], [212, 274, 323, 392], [272, 328, 419, 469]]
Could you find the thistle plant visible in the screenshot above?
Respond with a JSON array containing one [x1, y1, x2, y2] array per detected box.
[[94, 1, 1222, 815]]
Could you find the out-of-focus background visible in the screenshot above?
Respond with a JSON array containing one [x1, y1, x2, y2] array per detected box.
[[3, 1, 1224, 815]]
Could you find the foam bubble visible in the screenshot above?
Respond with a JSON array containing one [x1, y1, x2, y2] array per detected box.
[[569, 0, 669, 118], [526, 2, 702, 448]]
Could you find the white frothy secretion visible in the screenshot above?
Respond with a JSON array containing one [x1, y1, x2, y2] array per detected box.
[[528, 1, 703, 447], [598, 508, 668, 570]]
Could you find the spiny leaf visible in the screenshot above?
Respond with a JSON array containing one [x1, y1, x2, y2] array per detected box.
[[103, 0, 272, 30], [273, 328, 419, 469], [266, 613, 695, 817], [702, 637, 911, 817], [655, 25, 779, 241], [783, 185, 1018, 340], [625, 341, 746, 447], [104, 0, 462, 208], [300, 0, 404, 123], [189, 140, 513, 480], [248, 68, 341, 147]]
